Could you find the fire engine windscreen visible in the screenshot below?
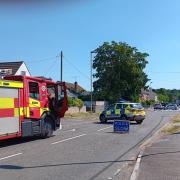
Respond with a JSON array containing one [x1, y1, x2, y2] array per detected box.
[[29, 82, 40, 100]]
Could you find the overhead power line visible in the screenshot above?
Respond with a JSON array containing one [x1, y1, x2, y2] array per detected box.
[[63, 55, 90, 80], [43, 58, 58, 76], [11, 53, 91, 81], [25, 56, 56, 63], [147, 71, 180, 74]]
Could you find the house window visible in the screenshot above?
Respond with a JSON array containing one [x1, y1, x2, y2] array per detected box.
[[0, 69, 12, 76], [29, 82, 40, 100], [21, 71, 26, 76]]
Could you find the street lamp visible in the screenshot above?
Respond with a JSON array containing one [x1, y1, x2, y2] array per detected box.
[[149, 81, 152, 91], [90, 50, 96, 112]]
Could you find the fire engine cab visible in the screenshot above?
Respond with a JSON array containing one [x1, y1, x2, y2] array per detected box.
[[0, 75, 68, 141]]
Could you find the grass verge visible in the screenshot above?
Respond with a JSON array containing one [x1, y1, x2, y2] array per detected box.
[[64, 112, 99, 120], [162, 114, 180, 134]]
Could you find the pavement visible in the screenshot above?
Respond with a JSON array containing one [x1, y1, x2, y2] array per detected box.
[[137, 123, 180, 180]]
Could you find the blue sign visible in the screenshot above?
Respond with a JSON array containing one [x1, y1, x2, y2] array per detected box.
[[114, 120, 130, 133]]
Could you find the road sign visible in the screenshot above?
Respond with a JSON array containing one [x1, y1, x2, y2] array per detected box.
[[113, 120, 129, 133]]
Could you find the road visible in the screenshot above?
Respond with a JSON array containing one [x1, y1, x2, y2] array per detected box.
[[0, 110, 179, 180]]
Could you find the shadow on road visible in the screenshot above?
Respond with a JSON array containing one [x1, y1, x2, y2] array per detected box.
[[172, 132, 180, 135], [94, 121, 139, 126], [0, 159, 135, 170], [0, 136, 54, 148], [142, 150, 180, 158], [94, 121, 114, 125]]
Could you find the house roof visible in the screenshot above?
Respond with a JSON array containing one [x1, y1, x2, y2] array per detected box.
[[141, 88, 157, 97], [0, 61, 24, 75], [65, 82, 86, 93]]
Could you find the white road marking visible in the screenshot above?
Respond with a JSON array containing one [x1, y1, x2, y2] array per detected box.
[[114, 168, 122, 176], [97, 126, 112, 132], [130, 154, 142, 180], [59, 122, 62, 130], [58, 128, 76, 132], [51, 134, 87, 145], [66, 128, 76, 132], [114, 162, 128, 176], [0, 153, 23, 161]]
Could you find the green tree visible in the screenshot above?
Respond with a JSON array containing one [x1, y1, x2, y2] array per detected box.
[[75, 98, 84, 112], [158, 94, 169, 102], [154, 88, 180, 103], [93, 41, 149, 102], [178, 94, 180, 100], [143, 100, 155, 106]]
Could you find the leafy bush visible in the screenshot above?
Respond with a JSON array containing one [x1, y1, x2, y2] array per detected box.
[[75, 98, 84, 112], [141, 100, 155, 107], [68, 97, 76, 107], [68, 97, 84, 112]]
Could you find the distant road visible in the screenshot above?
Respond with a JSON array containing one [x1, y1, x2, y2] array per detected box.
[[0, 110, 179, 180]]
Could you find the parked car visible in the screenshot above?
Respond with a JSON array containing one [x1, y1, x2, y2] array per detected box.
[[154, 103, 164, 110], [161, 103, 168, 109], [99, 102, 145, 124], [165, 104, 178, 110]]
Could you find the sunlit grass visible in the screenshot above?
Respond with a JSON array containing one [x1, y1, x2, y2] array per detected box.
[[163, 114, 180, 134], [163, 125, 180, 134], [65, 112, 98, 119], [173, 114, 180, 123]]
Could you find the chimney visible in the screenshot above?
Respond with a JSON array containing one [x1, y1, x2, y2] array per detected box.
[[74, 82, 78, 93]]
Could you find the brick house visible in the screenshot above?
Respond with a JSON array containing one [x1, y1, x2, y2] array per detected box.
[[141, 88, 158, 102], [65, 81, 87, 98]]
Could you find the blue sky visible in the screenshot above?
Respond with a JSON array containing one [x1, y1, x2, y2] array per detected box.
[[0, 0, 180, 90]]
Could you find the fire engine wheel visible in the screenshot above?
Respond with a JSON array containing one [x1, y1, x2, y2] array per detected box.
[[100, 114, 107, 123], [42, 117, 53, 138]]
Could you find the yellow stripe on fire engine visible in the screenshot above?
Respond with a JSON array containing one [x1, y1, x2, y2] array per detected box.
[[24, 107, 30, 118], [14, 108, 19, 117], [29, 98, 40, 108], [20, 107, 24, 116], [0, 80, 23, 88], [0, 98, 14, 108]]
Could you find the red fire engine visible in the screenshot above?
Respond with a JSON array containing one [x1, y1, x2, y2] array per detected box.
[[0, 75, 68, 141]]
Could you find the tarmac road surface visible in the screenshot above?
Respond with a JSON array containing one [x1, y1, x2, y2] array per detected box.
[[0, 110, 179, 180]]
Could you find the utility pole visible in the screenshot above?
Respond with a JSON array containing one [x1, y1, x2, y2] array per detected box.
[[90, 50, 96, 113], [90, 52, 93, 112], [60, 51, 63, 82]]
